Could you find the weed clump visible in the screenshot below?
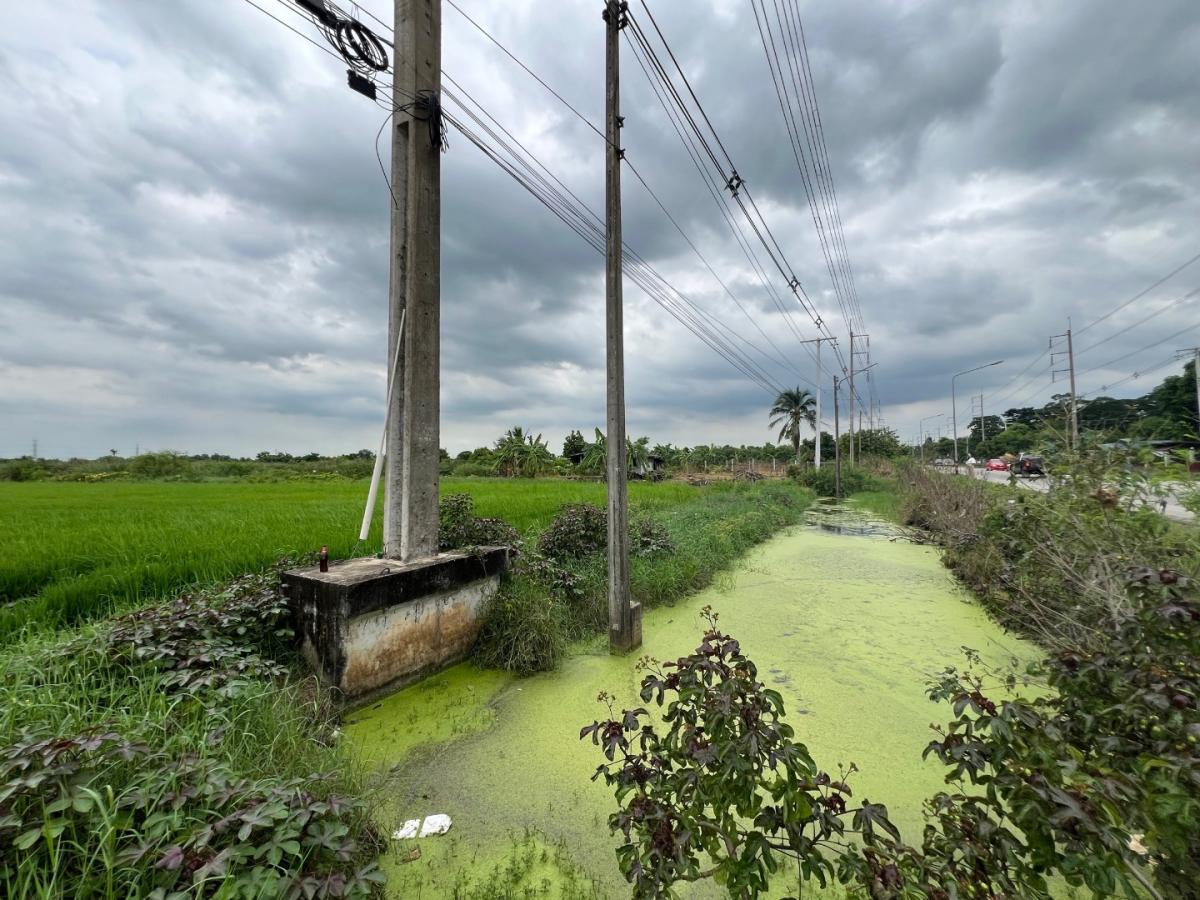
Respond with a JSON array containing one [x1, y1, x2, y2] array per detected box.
[[439, 493, 520, 551], [536, 503, 676, 561], [794, 463, 880, 497]]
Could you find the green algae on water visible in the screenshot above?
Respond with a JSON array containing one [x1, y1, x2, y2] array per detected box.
[[346, 519, 1037, 898], [345, 665, 510, 769]]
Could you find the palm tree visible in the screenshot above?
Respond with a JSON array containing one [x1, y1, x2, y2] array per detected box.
[[769, 387, 817, 461]]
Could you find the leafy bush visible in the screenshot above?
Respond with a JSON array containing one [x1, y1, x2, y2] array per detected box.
[[438, 493, 520, 552], [537, 503, 608, 559], [896, 455, 1199, 652], [102, 572, 293, 694], [582, 608, 898, 897], [0, 459, 46, 482], [128, 451, 193, 479], [537, 504, 675, 561], [473, 577, 568, 674], [795, 463, 877, 497], [0, 733, 384, 899], [904, 566, 1199, 898]]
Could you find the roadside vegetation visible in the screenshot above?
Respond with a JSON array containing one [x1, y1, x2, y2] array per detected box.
[[891, 454, 1200, 896], [919, 358, 1197, 463]]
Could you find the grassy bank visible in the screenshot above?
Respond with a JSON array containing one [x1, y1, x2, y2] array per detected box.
[[0, 575, 382, 899], [0, 478, 698, 642], [471, 479, 814, 672]]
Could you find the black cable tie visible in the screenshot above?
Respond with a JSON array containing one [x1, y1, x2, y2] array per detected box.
[[617, 147, 626, 160], [788, 277, 800, 291], [616, 115, 625, 129], [725, 172, 744, 196], [602, 1, 629, 28], [296, 0, 337, 28]]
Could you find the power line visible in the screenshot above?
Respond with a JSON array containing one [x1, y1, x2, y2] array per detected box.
[[1075, 285, 1199, 356], [748, 0, 855, 336], [1077, 318, 1200, 380], [314, 0, 811, 390], [626, 6, 832, 335], [246, 0, 796, 397], [438, 83, 790, 393], [1075, 249, 1200, 336], [1077, 353, 1187, 400], [625, 2, 872, 414], [436, 2, 810, 382]]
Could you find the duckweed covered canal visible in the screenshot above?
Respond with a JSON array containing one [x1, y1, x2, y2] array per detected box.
[[345, 502, 1034, 898]]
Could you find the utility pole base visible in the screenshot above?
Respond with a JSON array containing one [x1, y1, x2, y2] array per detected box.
[[609, 602, 642, 654]]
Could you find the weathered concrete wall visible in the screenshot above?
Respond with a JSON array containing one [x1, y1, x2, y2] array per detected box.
[[281, 548, 509, 701]]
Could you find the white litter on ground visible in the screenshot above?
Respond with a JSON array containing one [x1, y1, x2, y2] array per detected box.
[[392, 814, 452, 840], [392, 820, 419, 840], [419, 814, 452, 836]]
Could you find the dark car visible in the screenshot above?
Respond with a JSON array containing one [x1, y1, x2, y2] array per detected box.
[[1012, 455, 1045, 478]]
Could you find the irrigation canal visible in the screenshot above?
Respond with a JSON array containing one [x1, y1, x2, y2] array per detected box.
[[346, 502, 1035, 898]]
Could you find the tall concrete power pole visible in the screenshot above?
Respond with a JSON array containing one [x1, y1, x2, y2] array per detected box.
[[604, 0, 638, 654], [1194, 348, 1200, 433], [1066, 328, 1078, 450], [800, 337, 834, 469], [847, 332, 856, 466], [1051, 326, 1079, 451], [384, 0, 441, 561], [832, 375, 841, 498]]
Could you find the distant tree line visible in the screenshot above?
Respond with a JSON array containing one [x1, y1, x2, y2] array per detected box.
[[935, 359, 1197, 461]]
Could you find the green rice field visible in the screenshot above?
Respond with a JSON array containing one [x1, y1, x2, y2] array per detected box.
[[0, 478, 702, 640]]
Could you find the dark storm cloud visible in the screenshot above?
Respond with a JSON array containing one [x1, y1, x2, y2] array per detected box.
[[2, 0, 1198, 458]]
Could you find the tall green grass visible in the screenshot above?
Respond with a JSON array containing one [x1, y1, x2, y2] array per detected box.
[[0, 479, 700, 641]]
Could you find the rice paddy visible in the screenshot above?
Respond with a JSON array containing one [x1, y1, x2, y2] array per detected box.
[[0, 478, 703, 640]]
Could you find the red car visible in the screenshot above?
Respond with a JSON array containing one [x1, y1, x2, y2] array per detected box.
[[985, 458, 1009, 472]]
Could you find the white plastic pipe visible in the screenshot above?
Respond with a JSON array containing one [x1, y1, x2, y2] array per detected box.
[[359, 310, 406, 542]]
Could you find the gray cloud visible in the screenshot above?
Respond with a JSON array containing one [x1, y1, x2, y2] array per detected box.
[[2, 0, 1198, 459]]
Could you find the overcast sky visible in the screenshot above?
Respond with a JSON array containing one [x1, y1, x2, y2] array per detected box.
[[2, 0, 1198, 459]]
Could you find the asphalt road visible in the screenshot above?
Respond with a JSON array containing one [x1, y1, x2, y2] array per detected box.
[[962, 466, 1196, 525]]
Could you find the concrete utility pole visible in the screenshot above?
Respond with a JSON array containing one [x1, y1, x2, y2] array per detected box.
[[980, 393, 986, 445], [384, 0, 442, 560], [1050, 327, 1078, 451], [604, 0, 637, 654], [1178, 347, 1200, 434], [1193, 348, 1200, 434], [800, 337, 834, 469], [1066, 328, 1078, 450], [848, 332, 856, 466], [1191, 348, 1200, 435], [832, 375, 841, 497]]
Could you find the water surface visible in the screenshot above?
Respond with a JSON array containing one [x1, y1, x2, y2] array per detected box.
[[346, 505, 1032, 897]]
